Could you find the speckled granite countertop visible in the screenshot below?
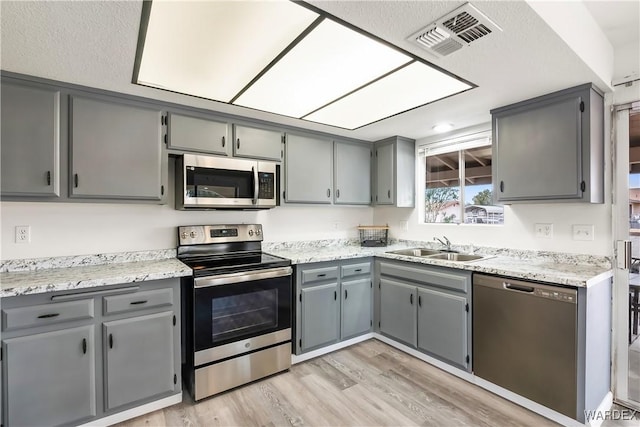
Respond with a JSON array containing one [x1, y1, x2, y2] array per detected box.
[[0, 240, 613, 298], [0, 250, 191, 298], [264, 240, 613, 288]]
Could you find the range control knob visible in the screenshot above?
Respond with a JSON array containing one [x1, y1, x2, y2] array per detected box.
[[181, 232, 189, 239], [190, 231, 197, 238], [255, 229, 262, 236], [248, 230, 254, 236]]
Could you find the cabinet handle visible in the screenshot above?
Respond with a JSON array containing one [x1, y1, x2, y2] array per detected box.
[[222, 136, 225, 147], [410, 294, 413, 305], [74, 173, 79, 188], [130, 300, 148, 305], [317, 273, 326, 278], [500, 181, 504, 192], [109, 334, 114, 349], [345, 289, 348, 300], [418, 295, 422, 307], [334, 291, 337, 301], [387, 190, 391, 198], [46, 171, 51, 186], [161, 185, 164, 196], [37, 313, 60, 319], [237, 138, 240, 149], [327, 189, 331, 198], [355, 268, 362, 272], [336, 189, 340, 198], [82, 338, 87, 354]]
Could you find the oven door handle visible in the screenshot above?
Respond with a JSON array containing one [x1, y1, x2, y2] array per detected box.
[[194, 266, 292, 288], [252, 166, 259, 205]]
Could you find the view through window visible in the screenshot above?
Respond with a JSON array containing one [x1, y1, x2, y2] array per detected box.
[[424, 140, 503, 224]]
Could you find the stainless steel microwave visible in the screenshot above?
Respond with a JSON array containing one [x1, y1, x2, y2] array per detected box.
[[176, 154, 279, 210]]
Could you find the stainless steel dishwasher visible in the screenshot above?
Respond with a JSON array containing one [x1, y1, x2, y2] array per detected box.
[[473, 274, 577, 418]]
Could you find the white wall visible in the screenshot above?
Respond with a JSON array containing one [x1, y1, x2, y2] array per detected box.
[[0, 201, 373, 260]]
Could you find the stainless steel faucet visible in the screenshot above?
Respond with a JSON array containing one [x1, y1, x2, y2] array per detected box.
[[434, 236, 452, 251]]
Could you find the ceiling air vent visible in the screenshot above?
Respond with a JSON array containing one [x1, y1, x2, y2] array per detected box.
[[408, 3, 501, 58]]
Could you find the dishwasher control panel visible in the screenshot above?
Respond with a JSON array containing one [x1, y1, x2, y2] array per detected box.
[[534, 288, 576, 303]]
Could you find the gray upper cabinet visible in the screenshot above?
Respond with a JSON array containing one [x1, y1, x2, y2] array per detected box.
[[233, 124, 283, 161], [167, 112, 230, 156], [104, 311, 176, 410], [1, 81, 60, 197], [374, 136, 415, 207], [334, 141, 371, 205], [492, 83, 604, 203], [70, 96, 165, 200], [3, 325, 96, 427], [379, 278, 417, 347], [285, 133, 333, 203]]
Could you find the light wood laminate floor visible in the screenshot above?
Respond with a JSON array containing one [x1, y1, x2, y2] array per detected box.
[[116, 339, 561, 426]]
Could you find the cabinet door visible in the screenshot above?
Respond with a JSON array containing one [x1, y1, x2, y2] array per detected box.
[[301, 283, 339, 351], [417, 288, 468, 368], [375, 143, 394, 204], [1, 82, 60, 196], [168, 113, 230, 156], [341, 278, 372, 340], [285, 133, 333, 203], [104, 311, 175, 410], [233, 124, 283, 161], [379, 278, 416, 346], [3, 325, 96, 427], [334, 141, 371, 205], [70, 96, 164, 200], [494, 95, 583, 201]]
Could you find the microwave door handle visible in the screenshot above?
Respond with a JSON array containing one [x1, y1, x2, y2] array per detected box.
[[252, 166, 259, 205]]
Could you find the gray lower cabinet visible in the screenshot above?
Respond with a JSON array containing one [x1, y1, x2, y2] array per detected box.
[[167, 112, 230, 156], [3, 325, 96, 427], [373, 136, 415, 207], [285, 133, 333, 204], [1, 279, 181, 427], [104, 311, 175, 410], [296, 259, 372, 354], [379, 278, 416, 347], [1, 80, 60, 197], [70, 95, 165, 200], [492, 83, 604, 203], [233, 124, 283, 161], [377, 260, 471, 370], [334, 141, 371, 205]]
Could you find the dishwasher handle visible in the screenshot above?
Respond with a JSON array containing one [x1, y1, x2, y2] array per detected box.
[[503, 282, 535, 293]]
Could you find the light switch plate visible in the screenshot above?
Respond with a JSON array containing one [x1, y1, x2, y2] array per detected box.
[[400, 220, 409, 231], [573, 224, 594, 241], [535, 223, 553, 238]]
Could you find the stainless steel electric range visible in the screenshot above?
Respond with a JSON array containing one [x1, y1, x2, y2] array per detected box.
[[177, 224, 292, 401]]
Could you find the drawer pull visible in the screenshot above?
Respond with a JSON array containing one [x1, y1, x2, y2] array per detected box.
[[82, 338, 87, 354], [317, 273, 326, 278], [354, 268, 362, 272], [37, 313, 60, 319], [130, 300, 148, 305]]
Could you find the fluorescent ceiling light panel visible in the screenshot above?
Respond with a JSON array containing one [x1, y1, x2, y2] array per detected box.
[[305, 62, 471, 129], [137, 1, 318, 102], [234, 19, 412, 118]]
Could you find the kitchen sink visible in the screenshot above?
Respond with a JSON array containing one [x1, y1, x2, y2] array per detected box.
[[426, 253, 486, 262], [386, 247, 492, 263]]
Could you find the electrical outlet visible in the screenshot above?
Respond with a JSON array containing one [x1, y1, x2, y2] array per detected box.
[[534, 223, 553, 239], [572, 224, 594, 241], [400, 220, 409, 231], [15, 225, 31, 244], [333, 222, 342, 230]]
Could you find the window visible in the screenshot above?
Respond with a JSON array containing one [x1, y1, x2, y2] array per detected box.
[[421, 131, 503, 225]]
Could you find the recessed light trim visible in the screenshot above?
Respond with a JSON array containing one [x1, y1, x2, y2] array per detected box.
[[433, 123, 455, 133]]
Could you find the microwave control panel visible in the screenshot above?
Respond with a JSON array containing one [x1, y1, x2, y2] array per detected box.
[[258, 172, 275, 199]]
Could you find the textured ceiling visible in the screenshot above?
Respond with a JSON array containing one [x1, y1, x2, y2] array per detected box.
[[0, 1, 635, 142]]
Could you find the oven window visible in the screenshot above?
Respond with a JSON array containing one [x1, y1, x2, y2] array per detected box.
[[211, 289, 277, 342], [186, 167, 253, 199]]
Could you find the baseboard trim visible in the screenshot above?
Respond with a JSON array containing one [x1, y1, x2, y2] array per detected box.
[[77, 392, 182, 427], [292, 333, 374, 364]]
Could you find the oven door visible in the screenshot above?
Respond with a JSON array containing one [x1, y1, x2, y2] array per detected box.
[[193, 267, 292, 365]]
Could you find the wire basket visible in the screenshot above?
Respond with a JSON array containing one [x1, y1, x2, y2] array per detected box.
[[357, 225, 389, 247]]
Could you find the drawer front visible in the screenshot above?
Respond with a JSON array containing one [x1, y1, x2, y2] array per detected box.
[[103, 288, 173, 315], [300, 266, 339, 284], [341, 262, 371, 278], [2, 299, 94, 331], [379, 262, 470, 293]]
